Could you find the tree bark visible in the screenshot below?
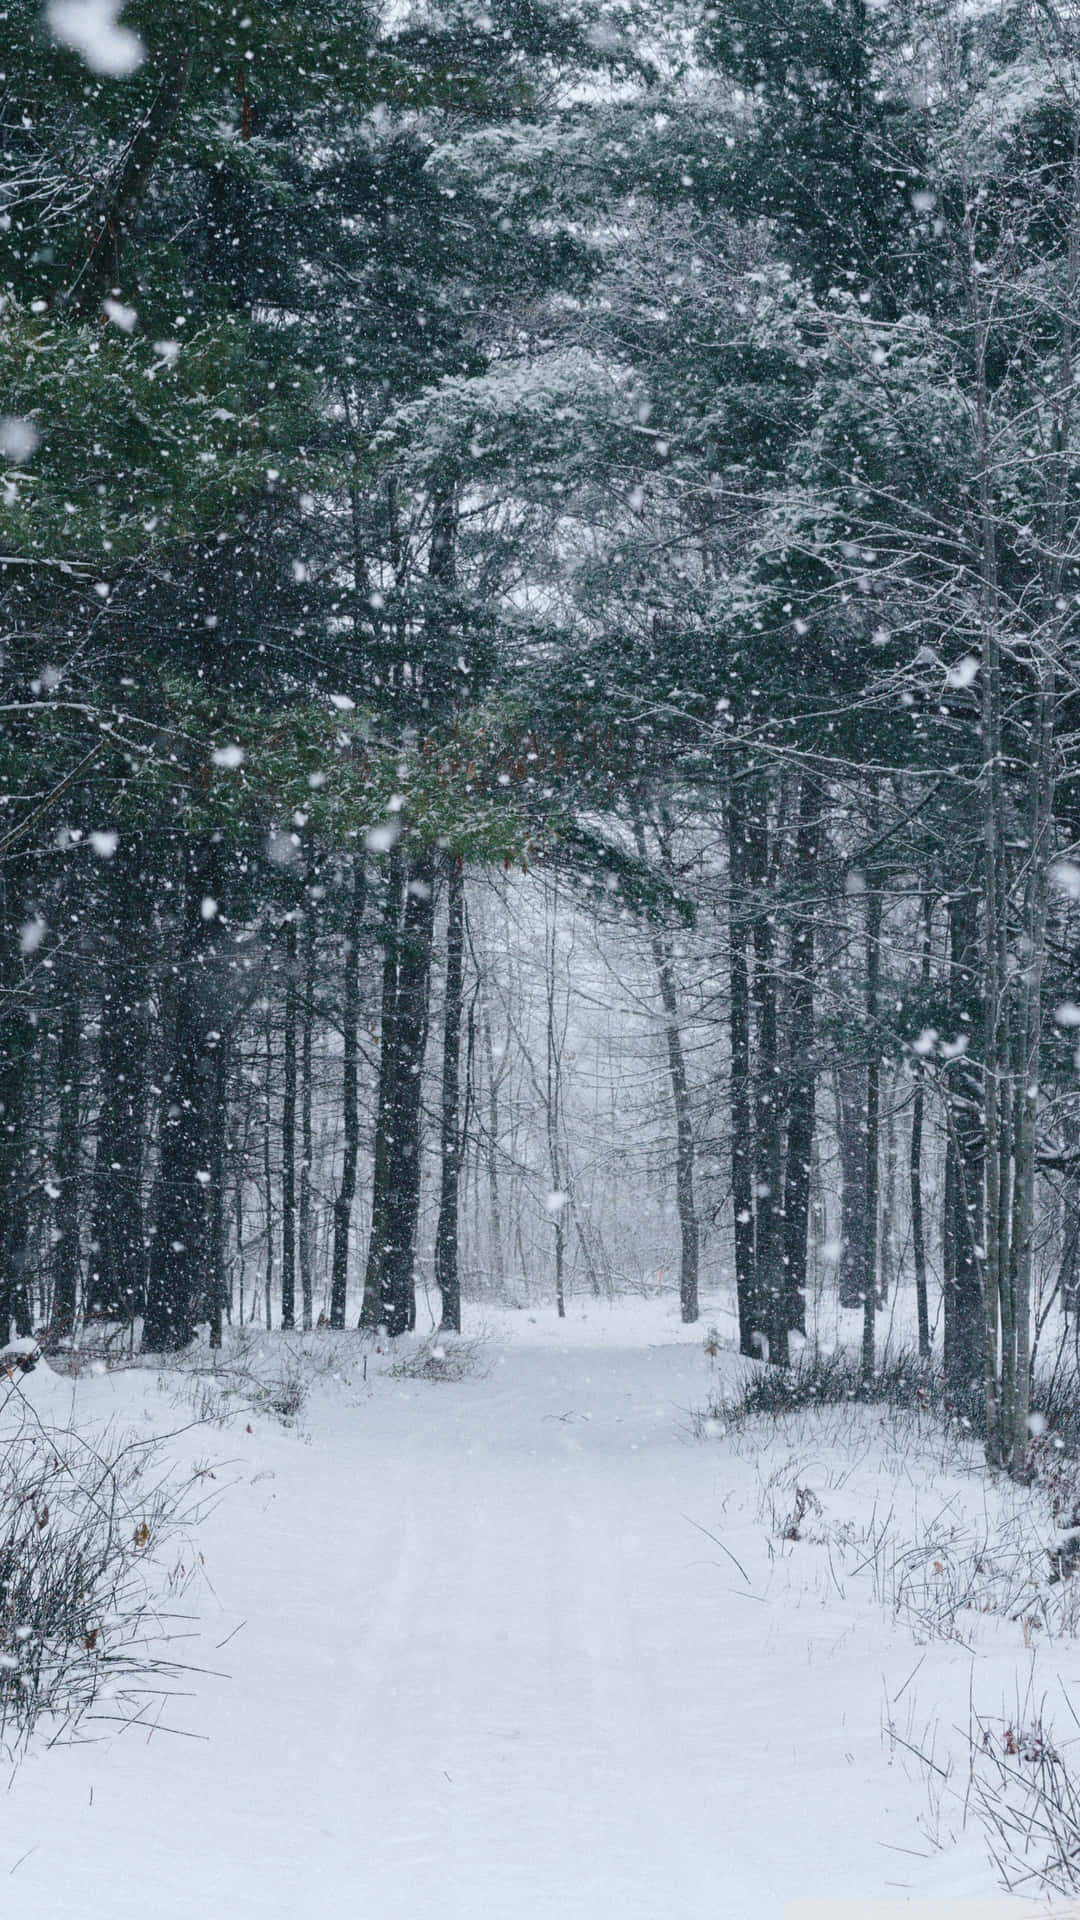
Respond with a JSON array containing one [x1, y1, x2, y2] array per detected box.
[[943, 887, 984, 1397], [481, 991, 504, 1290], [861, 874, 882, 1381], [633, 809, 699, 1325], [87, 837, 149, 1323], [655, 920, 700, 1326], [330, 858, 365, 1329], [299, 871, 316, 1331], [207, 1041, 229, 1350], [781, 777, 820, 1341], [280, 915, 298, 1331], [360, 850, 404, 1328], [434, 856, 465, 1333], [379, 851, 437, 1336], [262, 1016, 274, 1329], [836, 1067, 868, 1311], [911, 895, 932, 1361], [727, 778, 758, 1356], [748, 795, 786, 1364], [545, 883, 567, 1320], [51, 978, 82, 1342], [0, 850, 35, 1340], [143, 838, 222, 1352]]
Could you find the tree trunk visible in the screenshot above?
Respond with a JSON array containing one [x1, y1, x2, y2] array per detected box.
[[655, 921, 699, 1326], [879, 1087, 897, 1308], [836, 1067, 868, 1311], [262, 1016, 274, 1329], [747, 795, 785, 1364], [51, 980, 82, 1343], [781, 778, 820, 1341], [360, 850, 404, 1329], [543, 883, 569, 1320], [434, 856, 465, 1333], [861, 875, 882, 1381], [87, 837, 149, 1323], [207, 1041, 229, 1350], [481, 992, 504, 1290], [727, 778, 758, 1356], [280, 915, 298, 1331], [88, 962, 149, 1321], [911, 895, 932, 1361], [330, 858, 365, 1329], [943, 887, 984, 1398], [633, 810, 699, 1325], [143, 838, 222, 1351], [299, 873, 316, 1331], [380, 851, 437, 1336]]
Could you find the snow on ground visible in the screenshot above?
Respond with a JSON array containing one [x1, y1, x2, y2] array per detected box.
[[4, 1296, 1080, 1917]]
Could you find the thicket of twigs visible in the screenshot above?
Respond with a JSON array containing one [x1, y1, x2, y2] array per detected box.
[[0, 1364, 212, 1754]]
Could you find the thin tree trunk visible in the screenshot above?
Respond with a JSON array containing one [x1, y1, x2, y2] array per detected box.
[[51, 979, 81, 1342], [911, 894, 932, 1361], [299, 866, 316, 1331], [748, 795, 785, 1364], [208, 1042, 229, 1350], [655, 921, 700, 1326], [236, 1166, 246, 1328], [380, 851, 437, 1335], [782, 777, 820, 1342], [280, 915, 298, 1331], [969, 189, 1007, 1467], [836, 1067, 868, 1311], [434, 856, 465, 1332], [861, 873, 882, 1381], [545, 885, 567, 1320], [360, 850, 403, 1328], [482, 993, 503, 1289], [727, 776, 758, 1355], [330, 858, 365, 1329], [943, 887, 985, 1396], [880, 1089, 897, 1308], [263, 1017, 274, 1330], [633, 810, 699, 1325], [144, 838, 221, 1351], [87, 838, 149, 1323]]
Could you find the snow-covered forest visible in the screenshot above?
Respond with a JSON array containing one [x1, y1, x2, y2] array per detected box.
[[8, 0, 1080, 1911]]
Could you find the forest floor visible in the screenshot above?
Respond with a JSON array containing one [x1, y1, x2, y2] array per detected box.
[[3, 1294, 1080, 1917]]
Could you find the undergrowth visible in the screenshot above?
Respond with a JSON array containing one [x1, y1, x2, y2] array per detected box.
[[709, 1345, 1074, 1474], [160, 1328, 355, 1427], [706, 1339, 1080, 1893], [713, 1348, 942, 1424], [0, 1375, 213, 1755], [389, 1331, 492, 1382]]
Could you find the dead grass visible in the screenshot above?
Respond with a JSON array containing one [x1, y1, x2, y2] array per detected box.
[[389, 1330, 493, 1382], [0, 1371, 215, 1756]]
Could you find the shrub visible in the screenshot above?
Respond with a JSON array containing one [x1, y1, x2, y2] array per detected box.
[[0, 1392, 206, 1754], [389, 1332, 492, 1382], [710, 1347, 938, 1424], [165, 1331, 315, 1427]]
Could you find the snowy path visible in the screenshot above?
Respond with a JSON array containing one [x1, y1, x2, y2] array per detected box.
[[1, 1310, 1032, 1916]]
